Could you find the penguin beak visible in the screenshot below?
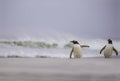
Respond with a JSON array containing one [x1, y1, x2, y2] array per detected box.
[[70, 41, 72, 42], [70, 41, 73, 43]]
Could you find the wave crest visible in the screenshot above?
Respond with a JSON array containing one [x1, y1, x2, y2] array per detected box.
[[0, 41, 58, 48]]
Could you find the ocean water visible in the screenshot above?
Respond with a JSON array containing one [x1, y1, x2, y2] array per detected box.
[[0, 38, 119, 58]]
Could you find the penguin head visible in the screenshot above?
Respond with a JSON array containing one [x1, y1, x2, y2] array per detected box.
[[108, 39, 112, 44], [70, 40, 79, 44]]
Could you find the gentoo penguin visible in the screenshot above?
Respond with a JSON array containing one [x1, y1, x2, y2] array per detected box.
[[70, 40, 89, 59], [100, 39, 118, 58]]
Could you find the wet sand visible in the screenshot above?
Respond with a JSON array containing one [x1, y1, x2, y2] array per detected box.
[[0, 57, 120, 81]]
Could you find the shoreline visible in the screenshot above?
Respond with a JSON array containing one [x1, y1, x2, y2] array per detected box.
[[0, 55, 119, 58]]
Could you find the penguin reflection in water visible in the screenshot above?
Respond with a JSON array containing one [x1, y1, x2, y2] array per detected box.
[[70, 40, 89, 59], [100, 39, 118, 58]]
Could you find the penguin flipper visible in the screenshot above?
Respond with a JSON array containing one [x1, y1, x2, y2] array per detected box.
[[81, 45, 90, 48], [100, 45, 106, 54], [113, 47, 118, 56], [70, 48, 74, 59]]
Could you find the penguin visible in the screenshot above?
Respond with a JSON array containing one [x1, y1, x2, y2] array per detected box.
[[69, 40, 89, 59], [100, 39, 118, 58]]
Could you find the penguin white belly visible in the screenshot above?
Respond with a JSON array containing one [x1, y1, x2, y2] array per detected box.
[[73, 44, 82, 58], [104, 44, 113, 58]]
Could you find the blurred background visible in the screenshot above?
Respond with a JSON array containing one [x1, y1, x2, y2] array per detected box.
[[0, 0, 120, 58]]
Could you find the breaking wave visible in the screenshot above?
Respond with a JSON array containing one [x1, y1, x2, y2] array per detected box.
[[0, 40, 58, 48]]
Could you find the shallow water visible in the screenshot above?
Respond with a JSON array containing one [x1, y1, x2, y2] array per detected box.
[[0, 46, 99, 58]]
